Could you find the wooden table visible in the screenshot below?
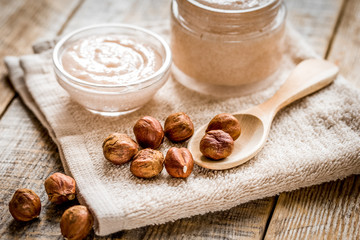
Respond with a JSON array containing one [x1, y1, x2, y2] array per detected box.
[[0, 0, 359, 239]]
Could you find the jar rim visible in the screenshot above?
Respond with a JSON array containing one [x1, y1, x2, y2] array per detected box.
[[52, 23, 172, 89], [187, 0, 279, 14], [172, 0, 286, 39]]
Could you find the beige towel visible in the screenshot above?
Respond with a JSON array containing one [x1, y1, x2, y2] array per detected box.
[[5, 22, 360, 236]]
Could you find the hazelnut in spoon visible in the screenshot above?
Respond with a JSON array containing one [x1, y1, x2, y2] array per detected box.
[[188, 59, 339, 170]]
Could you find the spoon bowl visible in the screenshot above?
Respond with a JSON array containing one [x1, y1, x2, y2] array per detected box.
[[188, 59, 339, 170], [189, 114, 267, 169]]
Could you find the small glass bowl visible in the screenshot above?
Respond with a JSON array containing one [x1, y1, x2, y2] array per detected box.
[[53, 24, 172, 116]]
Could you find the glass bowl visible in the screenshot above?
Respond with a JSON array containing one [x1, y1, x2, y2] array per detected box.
[[52, 24, 172, 116]]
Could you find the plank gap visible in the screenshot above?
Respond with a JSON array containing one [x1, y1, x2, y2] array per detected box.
[[261, 195, 279, 240], [324, 0, 348, 59], [56, 0, 86, 36]]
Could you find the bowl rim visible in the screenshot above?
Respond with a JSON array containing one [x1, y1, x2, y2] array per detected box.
[[52, 23, 172, 88]]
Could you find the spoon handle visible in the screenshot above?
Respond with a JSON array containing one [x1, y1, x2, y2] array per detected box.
[[258, 59, 339, 116]]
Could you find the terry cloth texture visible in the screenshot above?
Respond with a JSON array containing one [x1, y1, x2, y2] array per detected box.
[[4, 22, 360, 236]]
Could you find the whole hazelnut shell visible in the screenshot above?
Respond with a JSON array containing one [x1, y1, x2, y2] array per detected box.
[[44, 172, 76, 204], [164, 112, 194, 142], [103, 133, 139, 165], [9, 188, 41, 221], [206, 113, 241, 140], [200, 130, 234, 160], [130, 148, 164, 178], [165, 147, 194, 178], [60, 205, 94, 240], [133, 116, 164, 149]]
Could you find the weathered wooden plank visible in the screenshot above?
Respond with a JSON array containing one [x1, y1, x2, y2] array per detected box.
[[0, 0, 352, 239], [285, 0, 344, 56], [137, 198, 276, 240], [264, 176, 360, 240], [264, 0, 360, 239], [327, 0, 360, 87], [0, 99, 66, 239], [0, 0, 82, 117], [61, 0, 171, 35]]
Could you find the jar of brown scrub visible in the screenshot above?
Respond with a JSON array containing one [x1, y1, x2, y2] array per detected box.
[[171, 0, 287, 97]]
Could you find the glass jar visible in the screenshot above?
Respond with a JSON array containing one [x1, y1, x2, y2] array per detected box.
[[170, 0, 287, 97]]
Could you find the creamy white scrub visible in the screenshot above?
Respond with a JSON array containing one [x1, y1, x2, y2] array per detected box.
[[61, 35, 162, 85], [53, 24, 171, 116]]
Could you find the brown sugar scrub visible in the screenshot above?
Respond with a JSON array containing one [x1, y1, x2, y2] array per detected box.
[[171, 0, 287, 96]]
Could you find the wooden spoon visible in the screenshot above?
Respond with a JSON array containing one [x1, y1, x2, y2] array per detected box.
[[188, 59, 339, 170]]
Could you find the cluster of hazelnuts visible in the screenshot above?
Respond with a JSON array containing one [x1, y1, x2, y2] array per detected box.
[[200, 113, 241, 160], [9, 173, 93, 240], [8, 112, 240, 240], [103, 112, 196, 178], [103, 112, 242, 179]]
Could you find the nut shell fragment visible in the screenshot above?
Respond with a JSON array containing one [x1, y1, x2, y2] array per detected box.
[[60, 205, 94, 240], [130, 148, 164, 178], [44, 172, 76, 204], [200, 130, 234, 160], [9, 188, 41, 221]]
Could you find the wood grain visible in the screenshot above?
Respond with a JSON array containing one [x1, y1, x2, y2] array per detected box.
[[0, 99, 67, 239], [264, 0, 360, 239], [285, 0, 344, 56], [61, 0, 171, 35], [139, 198, 276, 240], [327, 0, 360, 87], [0, 0, 82, 117], [264, 176, 360, 240], [0, 0, 357, 239], [84, 198, 276, 240]]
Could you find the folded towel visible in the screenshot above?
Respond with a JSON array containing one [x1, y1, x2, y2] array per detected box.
[[5, 22, 360, 236]]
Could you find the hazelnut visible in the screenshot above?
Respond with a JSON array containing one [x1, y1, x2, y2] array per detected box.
[[133, 116, 164, 149], [44, 172, 76, 204], [200, 130, 234, 160], [164, 112, 194, 142], [206, 113, 241, 140], [103, 133, 139, 165], [60, 205, 94, 240], [165, 147, 194, 178], [130, 148, 164, 178], [9, 188, 41, 221]]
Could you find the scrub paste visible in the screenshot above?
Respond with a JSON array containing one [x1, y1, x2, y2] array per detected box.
[[171, 0, 286, 89], [61, 35, 162, 85]]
